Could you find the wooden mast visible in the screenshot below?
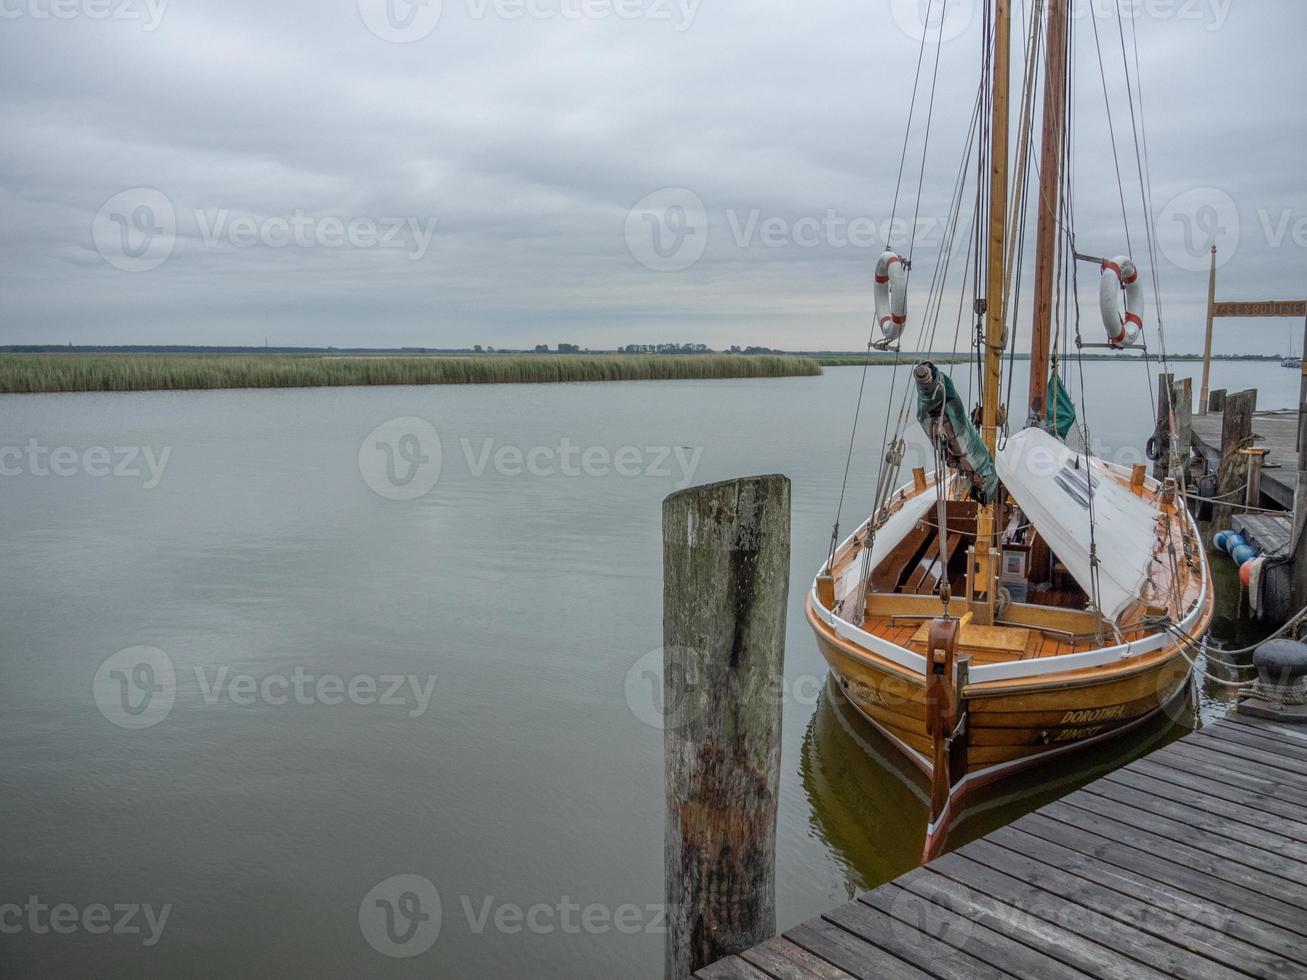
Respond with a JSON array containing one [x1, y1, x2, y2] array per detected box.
[[974, 0, 1011, 625], [1028, 0, 1069, 420]]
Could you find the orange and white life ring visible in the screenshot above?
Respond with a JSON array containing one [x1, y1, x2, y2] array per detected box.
[[874, 250, 908, 343], [1099, 256, 1144, 348]]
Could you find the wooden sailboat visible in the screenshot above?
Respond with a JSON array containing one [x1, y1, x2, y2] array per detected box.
[[808, 0, 1214, 858]]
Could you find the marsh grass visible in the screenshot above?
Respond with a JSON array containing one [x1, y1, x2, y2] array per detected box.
[[0, 353, 821, 394]]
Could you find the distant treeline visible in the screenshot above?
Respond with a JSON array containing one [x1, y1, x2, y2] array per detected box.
[[0, 353, 821, 394]]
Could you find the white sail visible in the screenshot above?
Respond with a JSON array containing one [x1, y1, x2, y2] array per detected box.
[[996, 427, 1160, 622]]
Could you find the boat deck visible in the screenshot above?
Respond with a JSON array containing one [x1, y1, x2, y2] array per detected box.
[[697, 713, 1307, 980], [863, 615, 1089, 664]]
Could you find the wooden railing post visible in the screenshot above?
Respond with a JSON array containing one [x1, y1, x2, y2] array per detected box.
[[662, 475, 790, 980]]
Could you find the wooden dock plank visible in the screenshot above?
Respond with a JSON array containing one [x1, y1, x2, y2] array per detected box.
[[822, 895, 1004, 980], [1158, 742, 1307, 805], [739, 937, 859, 980], [785, 920, 931, 980], [1101, 765, 1307, 844], [1038, 799, 1307, 908], [1221, 711, 1307, 747], [989, 824, 1307, 970], [923, 852, 1199, 979], [1016, 810, 1307, 937], [703, 717, 1307, 979], [957, 836, 1297, 978], [866, 880, 1096, 980], [1174, 734, 1307, 785], [1199, 720, 1307, 764], [696, 956, 776, 980], [1059, 790, 1307, 879]]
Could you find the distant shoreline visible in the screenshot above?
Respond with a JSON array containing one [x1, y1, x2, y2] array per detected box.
[[0, 353, 820, 394], [0, 348, 1281, 394]]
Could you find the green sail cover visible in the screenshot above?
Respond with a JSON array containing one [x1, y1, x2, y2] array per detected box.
[[1045, 369, 1076, 439], [913, 361, 999, 504]]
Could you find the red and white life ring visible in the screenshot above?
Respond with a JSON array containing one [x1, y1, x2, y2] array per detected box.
[[1099, 256, 1144, 348], [874, 250, 908, 343]]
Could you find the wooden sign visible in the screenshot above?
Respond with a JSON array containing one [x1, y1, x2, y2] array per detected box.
[[1211, 300, 1307, 319]]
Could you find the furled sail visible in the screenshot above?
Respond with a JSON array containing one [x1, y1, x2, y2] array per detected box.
[[913, 361, 998, 504], [1044, 370, 1076, 439], [996, 427, 1160, 623]]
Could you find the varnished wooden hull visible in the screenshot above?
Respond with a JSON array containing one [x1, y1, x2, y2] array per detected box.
[[807, 573, 1214, 858], [809, 590, 1210, 774]]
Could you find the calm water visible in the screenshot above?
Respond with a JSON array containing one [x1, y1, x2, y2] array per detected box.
[[0, 361, 1297, 978]]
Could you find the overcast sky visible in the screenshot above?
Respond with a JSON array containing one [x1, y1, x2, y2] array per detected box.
[[1, 0, 1304, 353]]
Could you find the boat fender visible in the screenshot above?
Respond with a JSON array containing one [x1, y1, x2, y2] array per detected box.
[[1099, 256, 1144, 348], [874, 251, 909, 343]]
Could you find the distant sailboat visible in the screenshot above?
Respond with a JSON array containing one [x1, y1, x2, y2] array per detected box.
[[1284, 324, 1302, 369], [808, 0, 1213, 859]]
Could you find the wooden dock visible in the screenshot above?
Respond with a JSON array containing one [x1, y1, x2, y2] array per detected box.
[[697, 714, 1307, 980], [1192, 408, 1300, 510]]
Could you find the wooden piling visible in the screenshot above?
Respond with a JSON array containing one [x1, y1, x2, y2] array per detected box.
[[662, 475, 790, 980], [1294, 329, 1307, 626], [1244, 448, 1267, 509], [1173, 377, 1193, 484], [1152, 373, 1173, 481], [1208, 388, 1227, 414], [1212, 389, 1257, 530]]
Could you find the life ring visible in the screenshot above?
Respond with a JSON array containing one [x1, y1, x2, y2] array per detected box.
[[1099, 256, 1144, 348], [874, 251, 908, 343]]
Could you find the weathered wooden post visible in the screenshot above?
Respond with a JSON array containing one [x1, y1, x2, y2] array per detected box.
[[1208, 388, 1227, 414], [1293, 321, 1307, 631], [1199, 245, 1217, 414], [662, 475, 790, 980], [1152, 372, 1174, 481], [1174, 377, 1193, 487], [1212, 389, 1256, 530], [1244, 447, 1268, 509]]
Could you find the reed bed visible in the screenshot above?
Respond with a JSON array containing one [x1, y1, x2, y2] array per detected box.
[[0, 353, 821, 394]]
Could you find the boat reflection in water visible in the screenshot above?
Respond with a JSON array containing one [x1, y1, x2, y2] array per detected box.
[[799, 673, 1195, 888]]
